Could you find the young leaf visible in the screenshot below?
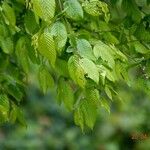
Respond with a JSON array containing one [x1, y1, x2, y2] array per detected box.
[[0, 94, 10, 123], [85, 88, 100, 106], [105, 86, 112, 100], [93, 41, 115, 69], [51, 21, 68, 55], [79, 58, 99, 84], [133, 41, 149, 54], [74, 107, 84, 131], [81, 98, 97, 129], [38, 65, 54, 94], [100, 98, 110, 114], [0, 37, 14, 54], [38, 31, 56, 66], [57, 77, 74, 111], [2, 2, 16, 26], [64, 0, 83, 21], [68, 55, 86, 88], [76, 39, 96, 61], [16, 37, 30, 74], [32, 0, 56, 22]]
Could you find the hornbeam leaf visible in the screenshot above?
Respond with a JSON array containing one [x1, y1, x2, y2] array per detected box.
[[74, 107, 84, 131], [93, 41, 115, 69], [32, 0, 56, 22], [2, 2, 16, 26], [77, 39, 96, 61], [68, 55, 86, 88], [38, 65, 54, 94], [38, 31, 56, 66], [105, 86, 112, 100], [57, 77, 74, 111], [81, 98, 97, 129], [100, 98, 110, 114], [1, 37, 14, 54], [83, 0, 110, 22], [133, 41, 149, 54], [64, 0, 83, 21], [0, 94, 9, 123], [85, 88, 100, 106], [79, 58, 99, 84], [5, 84, 23, 102], [24, 10, 39, 35], [51, 21, 68, 55], [16, 37, 30, 74], [55, 58, 69, 77]]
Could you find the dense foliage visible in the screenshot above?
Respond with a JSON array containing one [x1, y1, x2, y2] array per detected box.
[[0, 0, 150, 130]]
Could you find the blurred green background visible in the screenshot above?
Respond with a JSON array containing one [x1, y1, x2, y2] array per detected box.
[[0, 72, 150, 150]]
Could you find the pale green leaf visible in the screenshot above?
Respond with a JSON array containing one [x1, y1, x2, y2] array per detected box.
[[32, 0, 56, 22], [93, 41, 115, 69], [64, 0, 83, 21], [38, 31, 56, 66], [105, 86, 112, 100], [51, 21, 67, 55], [79, 58, 99, 84], [77, 39, 96, 61], [68, 55, 86, 88]]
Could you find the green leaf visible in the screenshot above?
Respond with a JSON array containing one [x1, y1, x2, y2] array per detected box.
[[105, 86, 112, 100], [79, 58, 99, 84], [0, 94, 9, 123], [83, 0, 110, 22], [93, 41, 115, 69], [122, 0, 142, 23], [81, 98, 97, 129], [50, 21, 68, 55], [32, 0, 56, 22], [16, 108, 27, 127], [38, 30, 56, 66], [100, 98, 110, 114], [97, 65, 117, 82], [9, 105, 17, 123], [24, 10, 39, 35], [5, 84, 23, 102], [26, 37, 40, 65], [57, 77, 74, 111], [68, 55, 86, 88], [115, 61, 129, 82], [133, 41, 149, 54], [102, 32, 119, 44], [55, 58, 69, 77], [2, 2, 16, 26], [16, 37, 30, 74], [85, 88, 100, 106], [74, 106, 84, 131], [77, 39, 96, 61], [0, 37, 14, 54], [0, 23, 9, 37], [64, 0, 83, 21], [38, 65, 54, 94]]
